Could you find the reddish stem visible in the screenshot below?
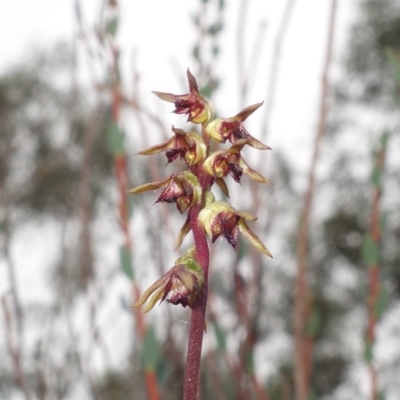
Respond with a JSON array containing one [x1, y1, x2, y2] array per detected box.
[[183, 203, 209, 400], [183, 161, 210, 400]]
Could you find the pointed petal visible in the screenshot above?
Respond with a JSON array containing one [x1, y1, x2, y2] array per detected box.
[[229, 139, 248, 153], [142, 287, 167, 313], [137, 137, 175, 156], [187, 69, 200, 94], [128, 176, 171, 194], [152, 91, 180, 103], [239, 158, 272, 184], [238, 220, 272, 257], [246, 136, 271, 150], [216, 177, 230, 198], [235, 210, 257, 221], [133, 279, 167, 309], [174, 215, 192, 250], [232, 102, 264, 122]]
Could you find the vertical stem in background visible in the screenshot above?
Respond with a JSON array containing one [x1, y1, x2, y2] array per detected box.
[[364, 132, 388, 400], [261, 0, 296, 141], [110, 56, 160, 400], [1, 296, 32, 400], [237, 0, 248, 108], [234, 3, 295, 398], [103, 2, 160, 399], [294, 1, 337, 400]]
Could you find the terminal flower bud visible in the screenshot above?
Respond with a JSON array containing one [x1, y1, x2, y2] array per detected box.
[[134, 247, 204, 313], [128, 171, 202, 214], [203, 140, 271, 184], [198, 201, 272, 257], [138, 126, 206, 167], [205, 102, 270, 150], [153, 69, 213, 124]]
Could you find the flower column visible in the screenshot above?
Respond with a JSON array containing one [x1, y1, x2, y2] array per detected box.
[[130, 70, 272, 400]]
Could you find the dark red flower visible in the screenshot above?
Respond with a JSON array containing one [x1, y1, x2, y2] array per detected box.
[[203, 140, 271, 184], [205, 102, 270, 149], [128, 172, 202, 214], [137, 126, 207, 167], [153, 69, 213, 124], [133, 248, 204, 313], [199, 201, 272, 257]]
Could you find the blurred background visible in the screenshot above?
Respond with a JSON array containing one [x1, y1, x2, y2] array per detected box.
[[1, 0, 400, 399]]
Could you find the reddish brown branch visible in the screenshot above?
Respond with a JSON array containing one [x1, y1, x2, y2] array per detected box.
[[365, 138, 387, 400], [183, 132, 211, 400], [183, 201, 210, 400]]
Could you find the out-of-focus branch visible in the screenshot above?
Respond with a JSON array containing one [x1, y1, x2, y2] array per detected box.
[[261, 0, 296, 141], [364, 131, 389, 400], [237, 5, 296, 387], [76, 0, 162, 397], [0, 114, 24, 349], [207, 304, 248, 400], [77, 106, 100, 288], [294, 1, 337, 400], [1, 295, 32, 400], [237, 0, 248, 107], [205, 351, 229, 400]]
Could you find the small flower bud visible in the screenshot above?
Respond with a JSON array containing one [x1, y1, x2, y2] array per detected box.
[[134, 247, 204, 313], [153, 69, 213, 124], [198, 201, 272, 257]]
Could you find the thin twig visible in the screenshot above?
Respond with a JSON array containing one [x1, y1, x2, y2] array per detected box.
[[294, 2, 337, 400], [1, 295, 32, 400], [261, 0, 296, 141], [237, 0, 249, 108], [365, 132, 388, 400]]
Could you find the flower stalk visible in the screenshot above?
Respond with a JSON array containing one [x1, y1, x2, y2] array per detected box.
[[129, 70, 272, 400]]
